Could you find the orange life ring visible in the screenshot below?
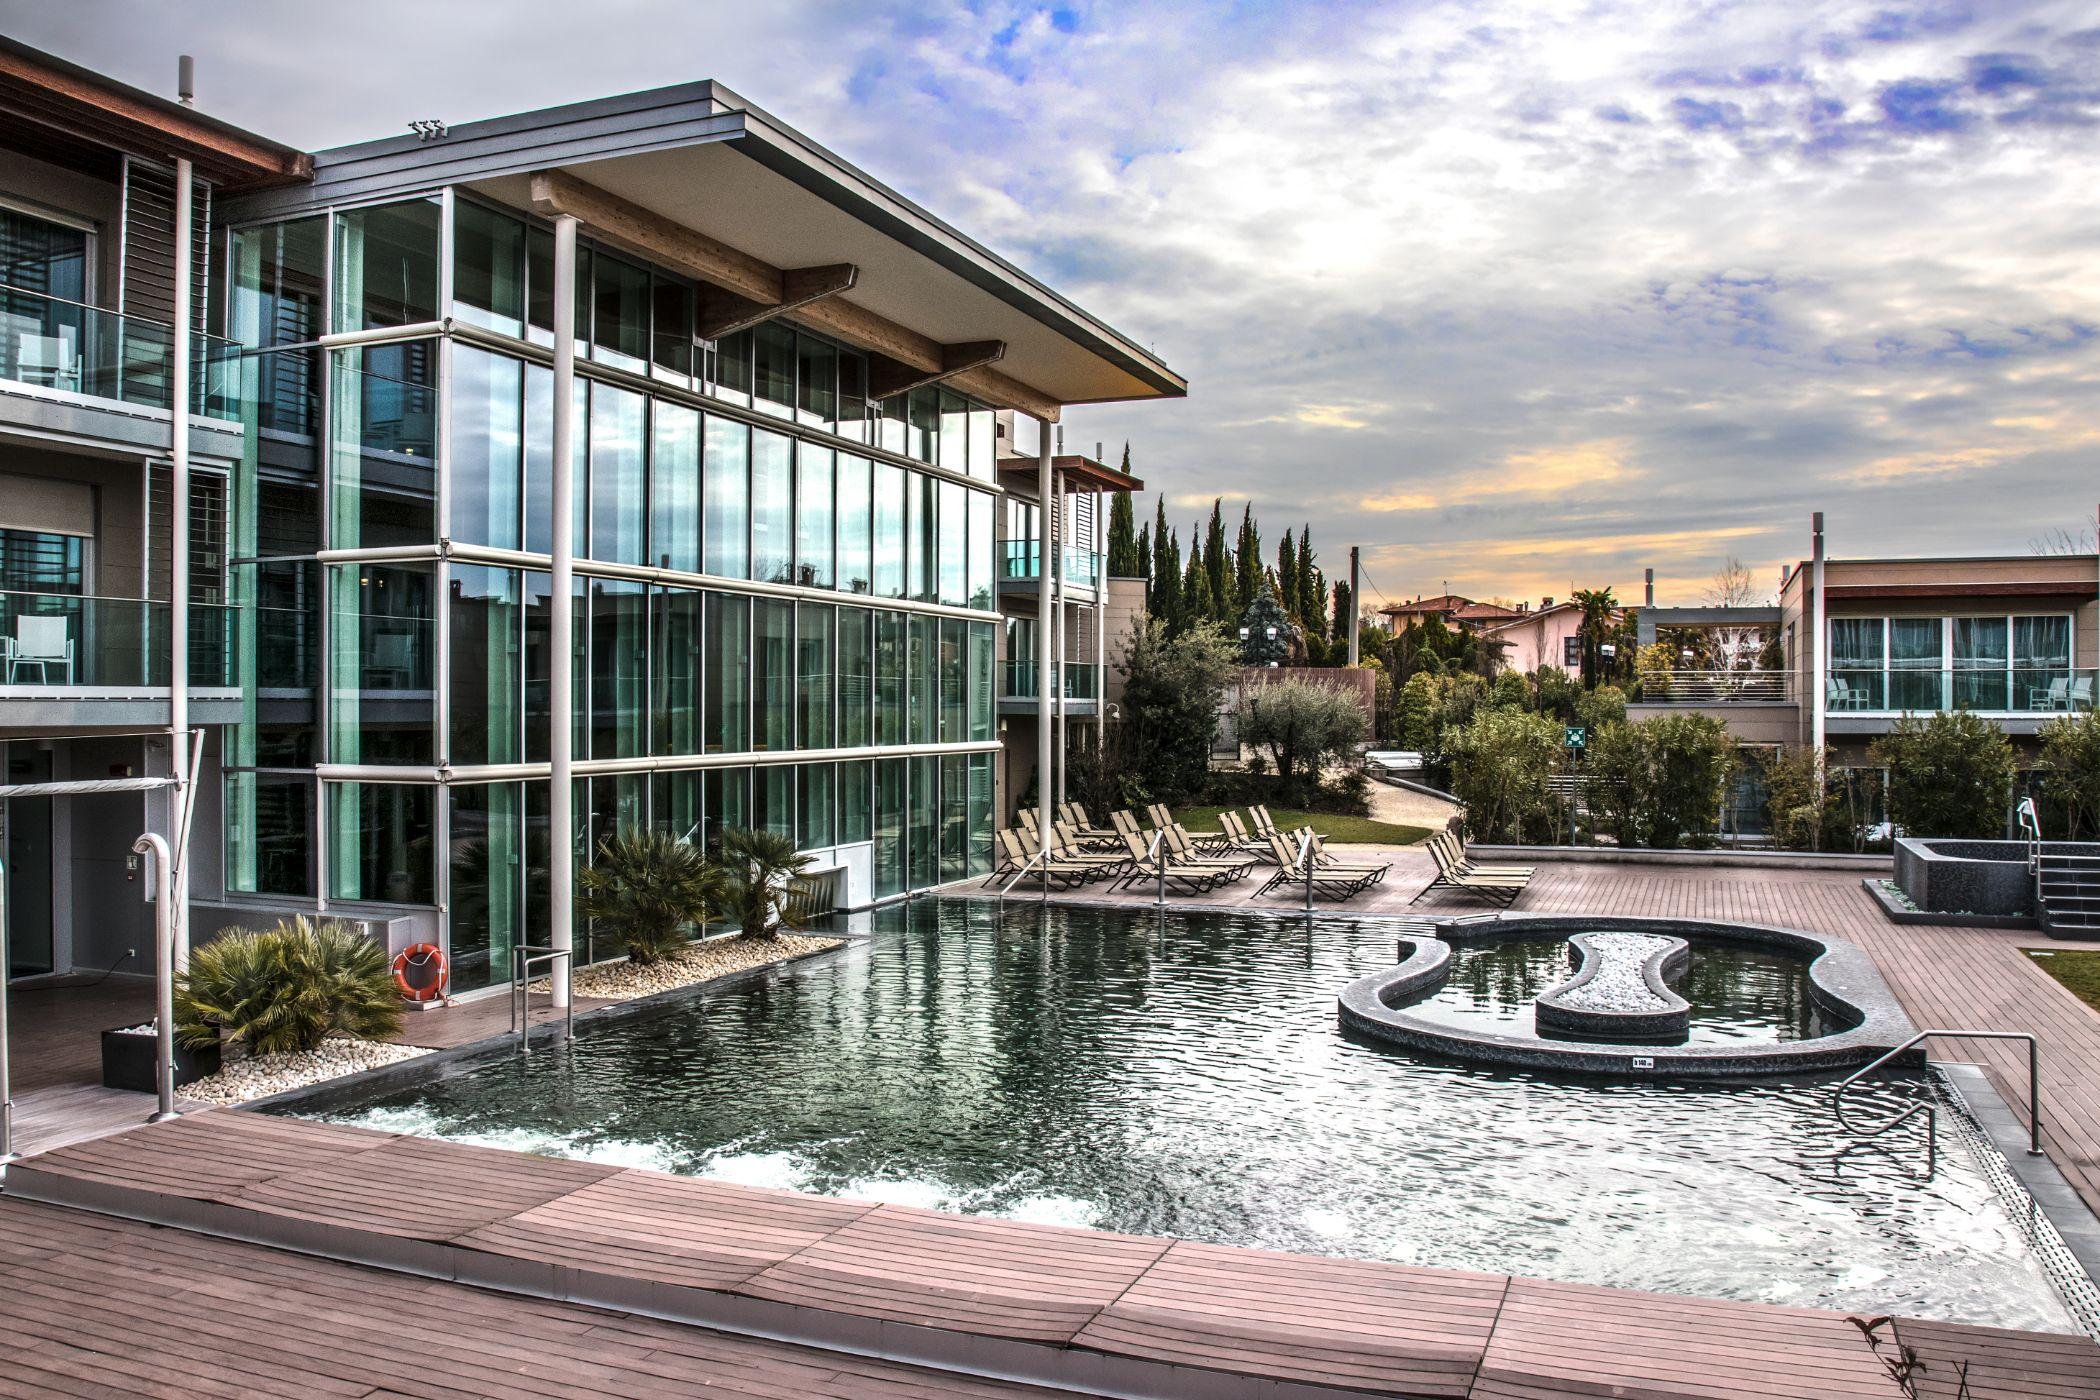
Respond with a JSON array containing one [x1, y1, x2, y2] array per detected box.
[[392, 943, 448, 1002]]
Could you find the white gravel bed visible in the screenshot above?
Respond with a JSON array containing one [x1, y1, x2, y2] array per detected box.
[[530, 932, 844, 1001], [181, 1037, 433, 1105], [1555, 932, 1678, 1011]]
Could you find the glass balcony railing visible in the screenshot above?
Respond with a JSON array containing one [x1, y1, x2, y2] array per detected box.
[[998, 541, 1104, 587], [0, 283, 242, 420], [1000, 659, 1101, 701], [1639, 669, 1794, 703], [0, 591, 233, 689], [1828, 666, 2096, 715]]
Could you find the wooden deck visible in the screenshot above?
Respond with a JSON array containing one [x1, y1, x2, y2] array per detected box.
[[972, 846, 2100, 1219], [8, 1111, 2096, 1399]]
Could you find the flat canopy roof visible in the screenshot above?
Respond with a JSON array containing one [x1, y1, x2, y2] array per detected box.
[[998, 452, 1144, 494], [231, 80, 1185, 419]]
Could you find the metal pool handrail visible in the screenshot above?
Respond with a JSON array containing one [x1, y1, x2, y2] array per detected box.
[[996, 843, 1052, 908], [509, 944, 574, 1055], [1835, 1029, 2041, 1157]]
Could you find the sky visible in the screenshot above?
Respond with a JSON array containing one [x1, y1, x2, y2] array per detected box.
[[10, 0, 2098, 610]]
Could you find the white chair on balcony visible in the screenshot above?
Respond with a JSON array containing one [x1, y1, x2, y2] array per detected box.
[[8, 615, 75, 684], [2032, 676, 2071, 711], [1826, 676, 1855, 710], [2070, 676, 2096, 713]]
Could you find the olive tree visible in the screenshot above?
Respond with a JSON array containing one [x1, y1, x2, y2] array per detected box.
[[1237, 678, 1368, 800], [2039, 710, 2100, 839], [1446, 707, 1562, 842], [1869, 710, 2017, 839], [1120, 617, 1239, 803]]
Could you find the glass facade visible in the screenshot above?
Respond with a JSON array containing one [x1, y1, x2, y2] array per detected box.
[[224, 193, 1003, 986]]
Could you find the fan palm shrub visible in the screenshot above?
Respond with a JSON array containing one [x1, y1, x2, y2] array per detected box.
[[175, 916, 402, 1054], [713, 827, 815, 940], [578, 826, 720, 965]]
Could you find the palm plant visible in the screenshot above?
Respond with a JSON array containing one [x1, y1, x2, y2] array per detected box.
[[713, 827, 815, 941], [175, 916, 402, 1054], [577, 826, 721, 965]]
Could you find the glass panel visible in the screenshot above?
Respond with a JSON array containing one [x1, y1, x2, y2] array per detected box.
[[1889, 618, 1944, 713], [878, 392, 908, 457], [448, 782, 523, 993], [872, 462, 906, 599], [967, 753, 994, 876], [229, 216, 326, 350], [910, 755, 938, 888], [939, 479, 967, 607], [907, 385, 938, 463], [750, 428, 793, 585], [650, 400, 700, 573], [967, 403, 994, 482], [332, 200, 439, 333], [651, 275, 695, 381], [839, 759, 873, 845], [329, 342, 436, 548], [838, 351, 869, 444], [967, 489, 993, 609], [940, 753, 966, 884], [837, 454, 872, 595], [705, 592, 749, 753], [917, 474, 939, 602], [713, 328, 752, 404], [1828, 617, 1885, 711], [874, 757, 906, 899], [522, 362, 554, 554], [875, 610, 907, 746], [0, 205, 86, 299], [589, 577, 648, 759], [327, 781, 433, 904], [970, 620, 995, 741], [652, 769, 702, 843], [704, 766, 748, 848], [939, 619, 965, 742], [798, 602, 834, 749], [752, 323, 795, 417], [939, 390, 968, 477], [452, 201, 525, 336], [2016, 615, 2072, 713], [754, 599, 794, 752], [591, 252, 650, 372], [703, 415, 749, 579], [652, 586, 703, 756], [588, 382, 646, 563], [224, 773, 313, 897], [1953, 616, 2009, 710], [524, 571, 585, 764], [449, 345, 522, 550], [797, 332, 837, 430], [796, 445, 834, 589], [838, 606, 872, 748], [909, 613, 935, 744], [754, 763, 794, 838], [522, 779, 570, 954], [798, 762, 835, 849], [329, 562, 434, 765], [450, 564, 523, 766]]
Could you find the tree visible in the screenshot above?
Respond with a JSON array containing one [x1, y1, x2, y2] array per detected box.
[[580, 827, 722, 964], [1759, 745, 1853, 852], [1150, 499, 1178, 630], [1237, 677, 1368, 800], [1238, 586, 1296, 666], [1120, 617, 1239, 802], [1703, 556, 1771, 676], [1489, 670, 1532, 711], [1233, 504, 1264, 614], [1182, 549, 1214, 623], [1584, 714, 1738, 849], [1276, 532, 1299, 623], [1571, 586, 1618, 686], [1396, 672, 1438, 751], [1297, 526, 1324, 635], [2038, 711, 2100, 838], [1203, 501, 1231, 622], [1446, 708, 1562, 842], [713, 827, 816, 940], [1331, 580, 1353, 653], [1870, 711, 2017, 839], [1106, 489, 1140, 577]]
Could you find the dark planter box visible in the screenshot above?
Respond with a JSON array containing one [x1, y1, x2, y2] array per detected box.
[[100, 1028, 220, 1093]]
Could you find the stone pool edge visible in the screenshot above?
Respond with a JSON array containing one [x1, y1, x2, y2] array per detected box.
[[1338, 913, 1921, 1078]]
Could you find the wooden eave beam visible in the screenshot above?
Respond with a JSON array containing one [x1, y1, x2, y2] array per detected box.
[[530, 169, 1062, 422], [695, 262, 858, 341], [0, 56, 310, 187], [866, 340, 1005, 402]]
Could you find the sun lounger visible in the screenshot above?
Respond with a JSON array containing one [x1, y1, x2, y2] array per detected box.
[[1431, 830, 1533, 879], [1412, 832, 1531, 907], [1255, 829, 1381, 900], [1111, 828, 1237, 894], [1302, 830, 1390, 884], [1146, 803, 1227, 848], [994, 829, 1102, 889], [1159, 822, 1254, 881], [1215, 811, 1281, 863]]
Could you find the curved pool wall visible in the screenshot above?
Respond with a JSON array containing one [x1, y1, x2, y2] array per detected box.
[[1894, 838, 2038, 920], [1534, 932, 1692, 1042], [1339, 914, 1917, 1077]]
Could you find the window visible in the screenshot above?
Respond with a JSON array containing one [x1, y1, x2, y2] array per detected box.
[[872, 462, 906, 599], [755, 763, 794, 838], [838, 351, 869, 444], [591, 252, 651, 372], [1562, 635, 1580, 669], [754, 599, 794, 751], [705, 767, 748, 847], [939, 390, 968, 476], [907, 386, 938, 463], [796, 445, 834, 588], [448, 783, 523, 991], [651, 275, 695, 382], [2015, 615, 2072, 714], [450, 564, 523, 766], [939, 480, 967, 607], [0, 529, 84, 594], [837, 455, 872, 595], [838, 607, 872, 748], [329, 342, 437, 548], [1888, 619, 1942, 711], [878, 392, 909, 457], [939, 620, 966, 741], [909, 613, 936, 744], [798, 602, 834, 748], [0, 205, 89, 303], [230, 216, 325, 350], [328, 561, 435, 765], [798, 763, 835, 850], [588, 383, 646, 564], [650, 401, 700, 573], [329, 782, 434, 904], [753, 323, 795, 417], [452, 202, 524, 337], [750, 428, 793, 584], [1828, 618, 1885, 710], [967, 403, 995, 482], [969, 621, 995, 741], [838, 759, 873, 844], [875, 757, 906, 898], [967, 490, 993, 609], [704, 592, 749, 752], [875, 610, 907, 746], [589, 578, 647, 759], [703, 415, 750, 579], [332, 199, 439, 332], [713, 328, 752, 404], [449, 346, 523, 549], [797, 333, 836, 430], [524, 571, 584, 764], [652, 586, 703, 756], [526, 230, 588, 350]]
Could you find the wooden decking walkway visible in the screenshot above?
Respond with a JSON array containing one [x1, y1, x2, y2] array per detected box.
[[8, 1110, 2097, 1399]]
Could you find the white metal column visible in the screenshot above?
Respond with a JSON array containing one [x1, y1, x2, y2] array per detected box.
[[548, 214, 579, 1007], [1035, 429, 1053, 841], [1052, 473, 1067, 806], [1095, 494, 1106, 743], [169, 155, 193, 970], [1810, 511, 1827, 772]]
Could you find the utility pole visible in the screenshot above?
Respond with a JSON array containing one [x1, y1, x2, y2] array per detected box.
[[1347, 546, 1360, 666]]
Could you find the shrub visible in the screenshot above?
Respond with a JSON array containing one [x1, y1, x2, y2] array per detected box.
[[1758, 745, 1848, 852], [1120, 617, 1239, 803], [1236, 677, 1368, 801], [1870, 711, 2016, 839], [1574, 683, 1627, 733], [1446, 707, 1562, 842], [1534, 666, 1582, 723], [1396, 671, 1437, 750], [175, 916, 402, 1054], [579, 827, 720, 966], [713, 826, 816, 940], [1489, 670, 1533, 711], [2038, 710, 2100, 839], [1582, 714, 1738, 849]]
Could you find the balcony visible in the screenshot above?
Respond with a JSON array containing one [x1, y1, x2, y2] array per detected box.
[[0, 591, 238, 726], [1638, 670, 1795, 704], [0, 284, 243, 426], [1828, 666, 2096, 720], [1000, 658, 1100, 706], [998, 541, 1104, 590]]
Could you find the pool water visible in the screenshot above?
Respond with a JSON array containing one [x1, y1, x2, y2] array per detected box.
[[1404, 934, 1840, 1043], [287, 899, 2074, 1330]]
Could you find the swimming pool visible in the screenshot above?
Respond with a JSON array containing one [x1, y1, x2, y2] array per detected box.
[[281, 898, 2076, 1330]]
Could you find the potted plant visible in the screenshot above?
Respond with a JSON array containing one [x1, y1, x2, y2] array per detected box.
[[163, 916, 403, 1068], [100, 1021, 220, 1094]]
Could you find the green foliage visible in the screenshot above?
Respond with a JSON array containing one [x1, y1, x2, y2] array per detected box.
[[175, 916, 403, 1055], [714, 826, 816, 940], [2039, 711, 2100, 839], [1758, 745, 1854, 852], [1870, 710, 2017, 839], [578, 826, 720, 965], [1533, 665, 1582, 723], [1119, 617, 1240, 803], [1396, 671, 1437, 751], [1238, 586, 1296, 665], [1106, 486, 1142, 577], [1574, 683, 1627, 733], [1583, 714, 1739, 849], [1446, 707, 1563, 842], [1634, 642, 1674, 699], [1236, 677, 1369, 798], [1489, 670, 1533, 711]]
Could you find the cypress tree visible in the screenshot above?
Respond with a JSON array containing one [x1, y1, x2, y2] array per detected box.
[[1150, 498, 1174, 624], [1233, 505, 1263, 614], [1296, 525, 1322, 631], [1276, 532, 1299, 623], [1183, 549, 1213, 623], [1331, 580, 1352, 650], [1106, 490, 1138, 576], [1203, 501, 1231, 623]]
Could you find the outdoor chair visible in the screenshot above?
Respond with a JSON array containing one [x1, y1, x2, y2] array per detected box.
[[1437, 829, 1534, 878], [1028, 825, 1132, 880], [1146, 803, 1227, 848], [1215, 811, 1280, 863], [1255, 829, 1381, 901], [1159, 822, 1255, 882], [1111, 827, 1233, 894], [1060, 802, 1120, 841], [994, 829, 1097, 890], [1411, 833, 1531, 907], [2070, 676, 2096, 713], [1302, 830, 1391, 885], [7, 614, 74, 685], [1014, 827, 1126, 886], [1053, 818, 1124, 857], [2032, 676, 2071, 711]]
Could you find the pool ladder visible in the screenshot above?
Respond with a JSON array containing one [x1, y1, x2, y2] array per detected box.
[[1834, 1029, 2043, 1158]]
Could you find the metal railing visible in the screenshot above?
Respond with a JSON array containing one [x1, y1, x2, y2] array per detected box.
[[0, 282, 242, 419], [998, 541, 1103, 587], [1638, 669, 1794, 703], [999, 659, 1100, 701], [0, 591, 233, 688], [1835, 1029, 2042, 1157], [509, 944, 574, 1054], [2018, 796, 2042, 876], [1827, 665, 2097, 715]]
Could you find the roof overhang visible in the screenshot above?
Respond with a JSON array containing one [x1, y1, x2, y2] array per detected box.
[[0, 37, 310, 189], [1826, 581, 2097, 600], [998, 452, 1142, 494], [230, 80, 1183, 420]]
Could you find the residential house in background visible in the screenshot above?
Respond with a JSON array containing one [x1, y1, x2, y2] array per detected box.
[[1377, 592, 1523, 631], [1479, 598, 1585, 674]]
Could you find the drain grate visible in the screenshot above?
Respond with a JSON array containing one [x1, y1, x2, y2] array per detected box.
[[1933, 1066, 2100, 1339]]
